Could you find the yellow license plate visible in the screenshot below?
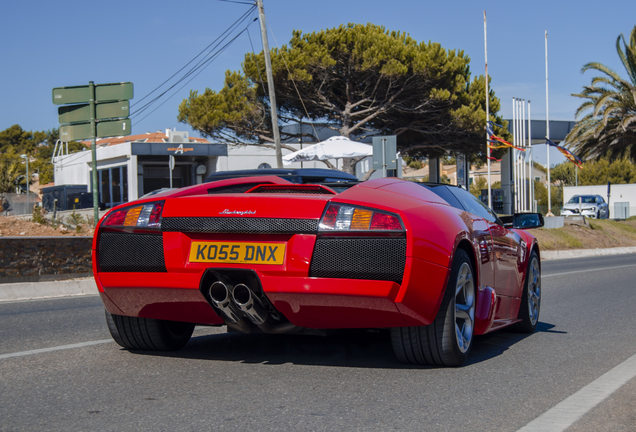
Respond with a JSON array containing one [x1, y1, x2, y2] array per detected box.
[[189, 241, 286, 265]]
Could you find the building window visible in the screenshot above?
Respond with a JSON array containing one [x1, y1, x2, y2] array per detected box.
[[98, 165, 128, 209]]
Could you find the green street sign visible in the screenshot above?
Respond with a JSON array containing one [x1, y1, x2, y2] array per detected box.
[[59, 123, 92, 141], [60, 119, 132, 141], [52, 82, 133, 105], [97, 118, 131, 138], [58, 101, 130, 124]]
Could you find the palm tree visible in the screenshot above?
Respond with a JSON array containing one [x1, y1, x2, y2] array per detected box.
[[0, 159, 25, 193], [565, 26, 636, 161]]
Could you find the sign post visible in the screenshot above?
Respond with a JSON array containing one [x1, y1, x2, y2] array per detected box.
[[372, 136, 397, 177], [53, 82, 133, 224]]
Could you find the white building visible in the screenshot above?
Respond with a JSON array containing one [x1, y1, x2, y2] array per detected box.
[[50, 128, 377, 210]]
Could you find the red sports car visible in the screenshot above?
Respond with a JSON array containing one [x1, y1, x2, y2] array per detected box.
[[93, 170, 543, 367]]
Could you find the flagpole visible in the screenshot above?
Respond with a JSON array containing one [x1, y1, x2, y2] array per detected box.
[[512, 97, 517, 213], [484, 11, 492, 209], [522, 99, 527, 211], [528, 100, 536, 212], [545, 30, 553, 216]]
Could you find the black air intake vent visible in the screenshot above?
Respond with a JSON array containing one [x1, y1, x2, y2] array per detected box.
[[247, 185, 334, 195], [207, 182, 265, 194], [161, 217, 318, 234], [309, 238, 406, 283], [98, 232, 166, 272]]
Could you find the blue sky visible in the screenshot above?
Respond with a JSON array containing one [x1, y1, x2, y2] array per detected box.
[[1, 0, 635, 166]]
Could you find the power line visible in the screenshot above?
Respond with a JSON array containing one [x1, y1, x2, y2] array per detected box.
[[131, 5, 256, 116], [134, 19, 257, 126], [217, 0, 255, 5]]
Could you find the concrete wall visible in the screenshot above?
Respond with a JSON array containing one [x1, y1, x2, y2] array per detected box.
[[0, 237, 93, 283]]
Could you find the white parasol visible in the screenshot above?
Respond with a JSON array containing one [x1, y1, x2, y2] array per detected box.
[[282, 136, 373, 166]]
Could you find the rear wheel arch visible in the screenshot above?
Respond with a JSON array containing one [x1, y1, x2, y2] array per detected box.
[[455, 239, 479, 289]]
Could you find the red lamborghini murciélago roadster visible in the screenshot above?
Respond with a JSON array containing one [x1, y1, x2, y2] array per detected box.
[[93, 170, 543, 367]]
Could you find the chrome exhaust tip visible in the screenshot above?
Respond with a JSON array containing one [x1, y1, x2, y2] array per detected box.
[[209, 281, 241, 323], [232, 283, 268, 325]]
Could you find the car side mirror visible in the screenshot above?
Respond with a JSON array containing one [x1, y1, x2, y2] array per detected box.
[[501, 213, 544, 229]]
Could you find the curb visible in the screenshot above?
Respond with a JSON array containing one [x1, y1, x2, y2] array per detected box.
[[542, 246, 636, 261], [0, 278, 98, 302]]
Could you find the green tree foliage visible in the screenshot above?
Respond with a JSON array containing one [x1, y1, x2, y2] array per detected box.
[[0, 159, 24, 193], [179, 23, 509, 173], [402, 155, 423, 170], [0, 125, 85, 187], [565, 26, 636, 161], [470, 176, 487, 198], [550, 163, 577, 186], [551, 158, 636, 186], [534, 180, 563, 209]]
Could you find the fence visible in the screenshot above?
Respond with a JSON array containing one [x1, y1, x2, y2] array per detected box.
[[0, 193, 40, 216]]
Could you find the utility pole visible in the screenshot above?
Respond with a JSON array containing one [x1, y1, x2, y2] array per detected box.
[[484, 11, 492, 208], [256, 0, 283, 168], [545, 31, 554, 217], [90, 81, 99, 224]]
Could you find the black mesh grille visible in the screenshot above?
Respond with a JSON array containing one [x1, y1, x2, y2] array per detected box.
[[98, 232, 166, 272], [207, 183, 264, 194], [309, 238, 406, 283], [248, 186, 334, 194], [161, 217, 318, 234]]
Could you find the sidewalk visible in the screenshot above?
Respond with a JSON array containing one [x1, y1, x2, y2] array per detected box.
[[1, 246, 635, 302], [0, 278, 98, 302]]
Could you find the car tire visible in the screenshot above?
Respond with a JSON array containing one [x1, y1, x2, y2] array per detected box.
[[105, 310, 195, 351], [391, 249, 475, 367], [510, 250, 541, 333]]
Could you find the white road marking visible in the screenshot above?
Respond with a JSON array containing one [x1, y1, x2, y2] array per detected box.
[[0, 339, 113, 360], [0, 293, 99, 304], [543, 264, 636, 278], [517, 352, 636, 432]]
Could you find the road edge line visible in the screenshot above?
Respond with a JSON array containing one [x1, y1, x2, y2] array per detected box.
[[0, 339, 113, 360], [516, 352, 636, 432]]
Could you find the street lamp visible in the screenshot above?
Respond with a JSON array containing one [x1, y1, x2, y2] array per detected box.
[[20, 154, 28, 215]]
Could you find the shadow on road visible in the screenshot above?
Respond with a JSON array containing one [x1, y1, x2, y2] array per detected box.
[[127, 321, 562, 369], [467, 322, 562, 365]]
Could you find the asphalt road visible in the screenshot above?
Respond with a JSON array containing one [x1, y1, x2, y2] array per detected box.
[[1, 254, 636, 432]]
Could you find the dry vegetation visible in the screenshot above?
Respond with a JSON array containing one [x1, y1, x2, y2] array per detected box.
[[531, 218, 636, 251], [0, 214, 95, 237]]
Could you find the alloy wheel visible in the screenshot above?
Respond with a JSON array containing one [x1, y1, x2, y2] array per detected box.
[[454, 262, 475, 354]]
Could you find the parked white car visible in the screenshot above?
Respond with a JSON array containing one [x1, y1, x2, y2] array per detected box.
[[561, 195, 609, 219]]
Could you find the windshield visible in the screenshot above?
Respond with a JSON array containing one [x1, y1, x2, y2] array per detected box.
[[568, 195, 595, 204]]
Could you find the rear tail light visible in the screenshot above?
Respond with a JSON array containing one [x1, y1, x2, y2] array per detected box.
[[103, 201, 164, 229], [319, 203, 404, 232]]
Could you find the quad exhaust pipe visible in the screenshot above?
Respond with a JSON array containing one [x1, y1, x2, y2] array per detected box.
[[231, 283, 268, 325], [208, 281, 242, 324], [208, 280, 300, 334], [208, 281, 269, 326]]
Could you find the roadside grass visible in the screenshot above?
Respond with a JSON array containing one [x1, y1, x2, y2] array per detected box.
[[592, 219, 636, 235], [533, 228, 584, 250], [532, 218, 636, 251]]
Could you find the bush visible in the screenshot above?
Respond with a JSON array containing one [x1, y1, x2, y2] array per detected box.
[[32, 205, 48, 225], [68, 210, 85, 227]]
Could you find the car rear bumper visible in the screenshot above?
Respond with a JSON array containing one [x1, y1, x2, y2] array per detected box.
[[95, 257, 450, 329]]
